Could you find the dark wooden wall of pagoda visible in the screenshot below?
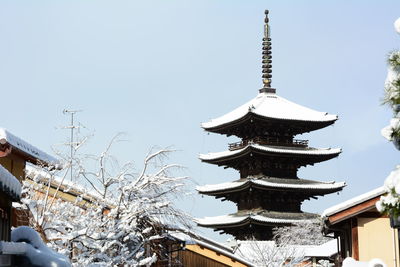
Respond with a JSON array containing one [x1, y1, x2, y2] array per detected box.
[[225, 224, 275, 240], [236, 190, 302, 212]]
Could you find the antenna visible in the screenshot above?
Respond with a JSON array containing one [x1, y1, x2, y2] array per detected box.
[[62, 109, 83, 181]]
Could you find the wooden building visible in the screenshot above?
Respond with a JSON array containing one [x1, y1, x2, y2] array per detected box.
[[322, 187, 399, 266], [0, 128, 58, 181], [154, 231, 254, 267], [0, 128, 59, 266], [24, 165, 108, 211], [0, 165, 21, 241], [0, 128, 58, 230], [196, 10, 345, 240]]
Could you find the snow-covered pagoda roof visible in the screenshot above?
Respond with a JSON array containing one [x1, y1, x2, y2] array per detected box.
[[200, 144, 341, 162], [0, 128, 59, 167], [202, 92, 338, 131], [197, 177, 346, 195], [0, 164, 21, 201], [196, 210, 318, 227]]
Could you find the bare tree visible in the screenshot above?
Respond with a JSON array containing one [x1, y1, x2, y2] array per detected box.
[[21, 135, 191, 266]]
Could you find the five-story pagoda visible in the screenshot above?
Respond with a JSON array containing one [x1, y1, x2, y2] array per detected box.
[[196, 10, 345, 240]]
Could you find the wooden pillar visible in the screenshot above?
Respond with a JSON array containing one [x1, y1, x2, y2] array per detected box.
[[351, 218, 359, 260]]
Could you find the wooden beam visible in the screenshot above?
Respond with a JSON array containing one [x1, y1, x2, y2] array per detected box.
[[328, 196, 381, 225]]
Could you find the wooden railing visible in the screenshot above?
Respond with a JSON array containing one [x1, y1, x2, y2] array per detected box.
[[228, 137, 308, 151]]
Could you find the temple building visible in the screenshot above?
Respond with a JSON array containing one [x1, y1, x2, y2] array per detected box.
[[196, 10, 346, 240]]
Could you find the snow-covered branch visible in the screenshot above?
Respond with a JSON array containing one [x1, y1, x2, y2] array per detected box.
[[21, 136, 191, 266]]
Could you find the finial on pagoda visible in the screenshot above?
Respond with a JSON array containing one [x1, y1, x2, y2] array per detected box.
[[260, 10, 276, 94]]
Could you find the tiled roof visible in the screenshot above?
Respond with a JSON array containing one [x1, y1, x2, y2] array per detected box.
[[322, 186, 385, 218], [196, 210, 318, 227], [202, 92, 337, 130], [168, 230, 255, 267], [197, 176, 345, 194], [0, 128, 59, 167], [200, 144, 341, 161]]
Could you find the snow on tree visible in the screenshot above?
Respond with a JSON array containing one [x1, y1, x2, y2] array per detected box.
[[381, 17, 400, 147], [21, 134, 191, 266], [273, 219, 329, 246], [377, 17, 400, 216], [233, 219, 331, 266]]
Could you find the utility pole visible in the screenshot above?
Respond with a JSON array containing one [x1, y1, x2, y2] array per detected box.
[[62, 109, 83, 181]]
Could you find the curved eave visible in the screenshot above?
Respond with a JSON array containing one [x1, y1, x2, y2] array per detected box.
[[201, 92, 338, 133], [202, 112, 337, 135], [200, 144, 341, 163], [196, 212, 318, 228], [197, 180, 346, 196]]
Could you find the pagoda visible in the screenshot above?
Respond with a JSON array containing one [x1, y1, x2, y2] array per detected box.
[[196, 10, 346, 240]]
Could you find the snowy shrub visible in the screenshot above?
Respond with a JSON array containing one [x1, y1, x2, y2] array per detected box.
[[382, 18, 400, 149], [381, 118, 400, 141], [388, 51, 400, 69], [383, 51, 400, 108], [376, 166, 400, 216], [378, 17, 400, 219]]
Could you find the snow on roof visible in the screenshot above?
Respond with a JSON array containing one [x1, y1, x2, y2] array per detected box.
[[321, 186, 385, 218], [168, 231, 255, 266], [25, 165, 111, 208], [8, 226, 71, 267], [304, 239, 338, 258], [196, 212, 315, 227], [234, 240, 276, 255], [199, 144, 341, 161], [0, 128, 59, 167], [25, 165, 86, 193], [168, 230, 230, 250], [202, 92, 338, 130], [233, 239, 337, 265], [197, 178, 345, 193], [0, 164, 21, 201]]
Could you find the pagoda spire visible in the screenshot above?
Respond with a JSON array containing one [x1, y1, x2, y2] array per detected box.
[[260, 10, 275, 94]]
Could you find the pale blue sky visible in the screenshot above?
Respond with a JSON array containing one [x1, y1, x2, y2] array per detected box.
[[1, 1, 399, 241]]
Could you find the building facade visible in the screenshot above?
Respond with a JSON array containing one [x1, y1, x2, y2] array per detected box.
[[323, 187, 399, 267]]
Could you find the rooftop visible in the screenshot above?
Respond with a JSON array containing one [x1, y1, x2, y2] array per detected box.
[[200, 143, 341, 162], [196, 210, 318, 227], [234, 239, 338, 263], [202, 92, 337, 131], [321, 186, 385, 218], [0, 128, 59, 167], [197, 176, 345, 194], [168, 230, 255, 266]]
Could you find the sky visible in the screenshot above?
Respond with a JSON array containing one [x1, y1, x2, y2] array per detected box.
[[0, 0, 399, 242]]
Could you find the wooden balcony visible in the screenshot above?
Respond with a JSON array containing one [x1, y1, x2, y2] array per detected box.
[[228, 137, 308, 151]]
